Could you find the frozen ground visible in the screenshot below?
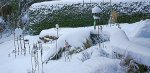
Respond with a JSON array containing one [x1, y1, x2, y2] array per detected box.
[[0, 19, 150, 73]]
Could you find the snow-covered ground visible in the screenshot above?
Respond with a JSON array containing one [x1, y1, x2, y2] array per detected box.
[[0, 19, 150, 73]]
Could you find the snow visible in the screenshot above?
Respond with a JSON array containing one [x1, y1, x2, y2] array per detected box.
[[22, 14, 29, 25], [43, 28, 92, 62], [15, 28, 23, 36], [61, 0, 150, 3], [92, 6, 102, 14], [0, 16, 4, 24], [109, 27, 150, 66], [133, 19, 150, 38], [93, 15, 100, 19], [0, 19, 150, 73]]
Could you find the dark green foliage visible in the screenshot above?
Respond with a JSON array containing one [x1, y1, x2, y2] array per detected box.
[[30, 20, 55, 35], [117, 12, 150, 23], [137, 64, 150, 73]]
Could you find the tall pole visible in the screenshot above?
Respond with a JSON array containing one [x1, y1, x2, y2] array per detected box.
[[55, 24, 59, 60], [90, 0, 91, 4], [83, 0, 84, 6], [98, 25, 100, 48], [109, 0, 112, 27], [56, 28, 58, 59]]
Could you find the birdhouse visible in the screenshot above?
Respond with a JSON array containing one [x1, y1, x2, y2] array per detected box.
[[55, 24, 59, 29], [92, 6, 102, 20]]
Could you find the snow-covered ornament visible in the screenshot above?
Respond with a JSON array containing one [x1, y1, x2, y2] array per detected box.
[[92, 6, 102, 30], [15, 28, 23, 37], [92, 6, 102, 14], [55, 24, 59, 29]]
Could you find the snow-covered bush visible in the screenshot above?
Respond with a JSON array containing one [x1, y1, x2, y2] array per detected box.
[[83, 39, 93, 49], [98, 48, 109, 57], [39, 35, 58, 43], [80, 51, 93, 62], [90, 33, 109, 45], [127, 60, 139, 73], [120, 54, 150, 73], [29, 2, 150, 35]]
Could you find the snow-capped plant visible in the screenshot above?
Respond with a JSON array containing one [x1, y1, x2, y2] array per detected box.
[[80, 51, 92, 62]]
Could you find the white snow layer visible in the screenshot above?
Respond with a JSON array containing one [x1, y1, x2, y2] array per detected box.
[[92, 6, 102, 13], [109, 27, 150, 66], [43, 28, 92, 61], [0, 19, 150, 73], [121, 19, 150, 38]]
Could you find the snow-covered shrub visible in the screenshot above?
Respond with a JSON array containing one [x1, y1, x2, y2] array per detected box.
[[127, 60, 139, 73], [98, 48, 109, 57], [112, 51, 124, 59], [90, 33, 109, 45], [39, 35, 58, 43], [120, 54, 133, 67], [119, 54, 150, 73], [80, 51, 92, 62], [83, 39, 93, 49], [137, 63, 150, 73], [69, 47, 83, 54], [29, 2, 150, 35]]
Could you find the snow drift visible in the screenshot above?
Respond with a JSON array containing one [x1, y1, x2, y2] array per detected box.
[[134, 19, 150, 38], [43, 28, 92, 62], [109, 27, 150, 66]]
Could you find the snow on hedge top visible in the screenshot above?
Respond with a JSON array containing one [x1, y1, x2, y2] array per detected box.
[[30, 0, 101, 10], [29, 1, 62, 10], [44, 28, 92, 62], [92, 6, 102, 13]]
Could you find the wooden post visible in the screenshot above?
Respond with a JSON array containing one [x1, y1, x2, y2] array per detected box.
[[13, 32, 17, 58], [0, 26, 3, 38], [56, 28, 58, 59], [16, 37, 20, 55], [19, 35, 23, 55], [98, 26, 100, 48]]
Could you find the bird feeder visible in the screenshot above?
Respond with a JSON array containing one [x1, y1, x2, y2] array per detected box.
[[92, 6, 102, 29], [55, 24, 59, 29]]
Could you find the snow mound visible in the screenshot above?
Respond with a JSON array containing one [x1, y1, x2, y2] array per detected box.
[[120, 19, 150, 38], [133, 19, 150, 38], [109, 28, 150, 66], [110, 27, 129, 45], [44, 28, 92, 62]]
